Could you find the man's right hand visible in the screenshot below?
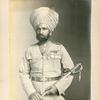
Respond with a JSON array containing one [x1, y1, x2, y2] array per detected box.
[[29, 92, 42, 100]]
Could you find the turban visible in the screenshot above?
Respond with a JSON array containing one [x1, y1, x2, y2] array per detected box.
[[30, 7, 59, 32]]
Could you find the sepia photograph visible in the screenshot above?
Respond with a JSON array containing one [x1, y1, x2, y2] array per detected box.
[[10, 0, 90, 100], [1, 0, 97, 100]]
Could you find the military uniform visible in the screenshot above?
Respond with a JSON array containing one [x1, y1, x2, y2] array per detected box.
[[19, 41, 74, 100]]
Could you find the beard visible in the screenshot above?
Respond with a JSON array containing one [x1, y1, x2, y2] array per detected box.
[[36, 33, 50, 43]]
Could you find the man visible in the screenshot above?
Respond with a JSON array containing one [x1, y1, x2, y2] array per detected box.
[[19, 7, 74, 100]]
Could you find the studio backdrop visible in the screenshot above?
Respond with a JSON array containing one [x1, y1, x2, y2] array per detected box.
[[9, 0, 91, 100]]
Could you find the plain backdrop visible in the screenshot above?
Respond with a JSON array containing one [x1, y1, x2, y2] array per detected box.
[[9, 0, 91, 100]]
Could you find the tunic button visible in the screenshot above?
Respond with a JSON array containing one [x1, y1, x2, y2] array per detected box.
[[51, 55, 54, 58], [47, 56, 50, 59]]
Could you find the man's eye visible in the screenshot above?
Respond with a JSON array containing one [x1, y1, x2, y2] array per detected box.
[[43, 28, 47, 30]]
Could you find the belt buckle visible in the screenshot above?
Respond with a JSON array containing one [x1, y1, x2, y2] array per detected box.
[[41, 77, 47, 82]]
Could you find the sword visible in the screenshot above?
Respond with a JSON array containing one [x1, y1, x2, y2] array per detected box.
[[42, 63, 83, 96], [62, 63, 83, 81]]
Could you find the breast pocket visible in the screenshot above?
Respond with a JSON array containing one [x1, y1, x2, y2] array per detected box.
[[29, 57, 41, 64]]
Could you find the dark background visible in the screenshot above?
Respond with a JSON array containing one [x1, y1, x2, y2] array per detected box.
[[12, 0, 91, 100], [40, 1, 91, 100]]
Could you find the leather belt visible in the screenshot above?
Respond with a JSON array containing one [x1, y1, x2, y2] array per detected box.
[[31, 76, 61, 82]]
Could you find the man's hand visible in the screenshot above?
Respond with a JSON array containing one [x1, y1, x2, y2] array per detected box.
[[42, 85, 59, 96], [29, 92, 42, 100]]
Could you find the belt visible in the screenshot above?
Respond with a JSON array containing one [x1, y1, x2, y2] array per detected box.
[[31, 76, 61, 82]]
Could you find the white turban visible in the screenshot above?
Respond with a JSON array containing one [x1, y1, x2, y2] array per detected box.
[[30, 7, 59, 32]]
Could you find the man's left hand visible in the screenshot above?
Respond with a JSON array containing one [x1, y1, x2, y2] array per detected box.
[[43, 85, 59, 96]]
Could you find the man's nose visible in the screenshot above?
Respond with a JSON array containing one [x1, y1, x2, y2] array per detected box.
[[39, 29, 44, 34]]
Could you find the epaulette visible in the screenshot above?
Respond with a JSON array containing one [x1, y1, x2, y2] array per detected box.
[[52, 41, 62, 45], [29, 42, 37, 47]]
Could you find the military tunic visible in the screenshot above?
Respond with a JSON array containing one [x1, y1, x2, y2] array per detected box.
[[19, 41, 74, 100]]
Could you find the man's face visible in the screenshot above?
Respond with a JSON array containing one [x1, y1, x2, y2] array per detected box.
[[36, 24, 52, 42]]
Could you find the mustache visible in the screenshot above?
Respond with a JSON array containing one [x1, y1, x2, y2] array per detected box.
[[37, 34, 45, 37], [36, 33, 50, 40]]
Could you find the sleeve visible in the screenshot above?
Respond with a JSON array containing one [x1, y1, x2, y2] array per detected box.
[[19, 48, 36, 97], [55, 45, 74, 95]]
